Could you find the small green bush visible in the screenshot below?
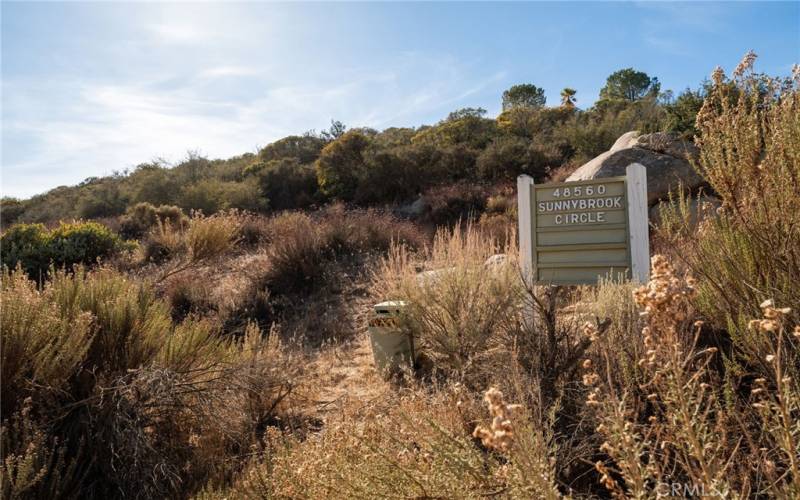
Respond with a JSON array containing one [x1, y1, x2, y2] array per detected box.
[[47, 221, 128, 270], [178, 179, 228, 214], [0, 223, 50, 279], [1, 221, 127, 279]]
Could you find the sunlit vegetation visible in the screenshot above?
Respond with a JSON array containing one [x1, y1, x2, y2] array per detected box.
[[1, 54, 797, 499], [4, 67, 709, 229]]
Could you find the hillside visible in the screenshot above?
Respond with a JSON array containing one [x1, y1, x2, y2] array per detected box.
[[1, 54, 799, 499], [1, 68, 703, 230]]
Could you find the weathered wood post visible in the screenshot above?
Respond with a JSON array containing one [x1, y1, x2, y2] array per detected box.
[[625, 163, 650, 283], [517, 174, 535, 288], [517, 174, 536, 327]]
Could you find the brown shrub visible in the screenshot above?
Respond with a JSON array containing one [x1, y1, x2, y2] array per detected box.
[[259, 206, 424, 297], [657, 53, 799, 377], [583, 255, 799, 496], [372, 224, 521, 386], [1, 267, 311, 499], [218, 386, 559, 499], [419, 182, 488, 227]]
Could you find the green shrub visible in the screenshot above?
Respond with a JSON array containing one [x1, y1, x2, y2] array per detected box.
[[411, 110, 497, 149], [476, 135, 532, 181], [315, 130, 371, 201], [76, 180, 127, 219], [258, 134, 326, 164], [1, 221, 127, 279], [128, 163, 180, 206], [0, 223, 50, 279], [220, 178, 267, 213], [47, 221, 128, 270], [355, 149, 424, 204], [252, 158, 318, 210], [178, 179, 228, 214], [476, 135, 556, 182], [430, 143, 480, 181]]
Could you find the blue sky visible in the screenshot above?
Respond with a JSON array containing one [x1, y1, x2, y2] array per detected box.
[[2, 2, 798, 199]]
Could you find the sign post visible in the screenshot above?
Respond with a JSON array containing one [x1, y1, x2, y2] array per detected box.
[[518, 163, 649, 286]]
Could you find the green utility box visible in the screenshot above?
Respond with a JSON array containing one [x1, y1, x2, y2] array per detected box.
[[368, 301, 414, 376]]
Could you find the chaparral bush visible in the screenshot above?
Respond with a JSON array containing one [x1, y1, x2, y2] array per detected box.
[[582, 256, 799, 497], [0, 267, 308, 499], [259, 206, 425, 297], [419, 182, 489, 227], [658, 53, 800, 376], [372, 224, 522, 385], [212, 385, 560, 499], [1, 221, 129, 280], [0, 223, 50, 279], [140, 211, 240, 273], [119, 202, 187, 238]]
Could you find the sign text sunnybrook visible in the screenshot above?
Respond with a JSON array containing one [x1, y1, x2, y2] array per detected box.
[[517, 163, 650, 286]]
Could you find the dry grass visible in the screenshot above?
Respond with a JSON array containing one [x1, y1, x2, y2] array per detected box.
[[0, 267, 311, 499], [208, 384, 560, 499], [583, 256, 799, 497], [372, 224, 521, 385], [658, 53, 800, 373], [3, 54, 798, 499]]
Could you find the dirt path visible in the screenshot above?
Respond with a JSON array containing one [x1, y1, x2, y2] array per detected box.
[[310, 330, 391, 419]]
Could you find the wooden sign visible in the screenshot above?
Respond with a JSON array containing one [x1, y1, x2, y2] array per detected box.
[[517, 163, 649, 285]]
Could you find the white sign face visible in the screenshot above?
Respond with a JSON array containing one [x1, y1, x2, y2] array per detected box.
[[517, 163, 650, 286]]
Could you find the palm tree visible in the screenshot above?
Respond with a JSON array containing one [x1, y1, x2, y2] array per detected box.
[[560, 88, 577, 108]]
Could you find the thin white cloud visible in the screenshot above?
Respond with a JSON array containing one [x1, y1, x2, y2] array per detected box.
[[2, 52, 504, 198], [634, 2, 725, 33], [635, 2, 728, 57], [147, 23, 206, 44], [199, 65, 262, 79]]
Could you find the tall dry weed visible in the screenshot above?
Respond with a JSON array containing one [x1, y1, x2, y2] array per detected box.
[[659, 52, 799, 374], [217, 385, 561, 499], [583, 255, 799, 496], [372, 224, 521, 384]]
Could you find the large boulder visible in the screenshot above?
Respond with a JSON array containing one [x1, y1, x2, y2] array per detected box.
[[609, 130, 641, 151], [566, 131, 704, 205]]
